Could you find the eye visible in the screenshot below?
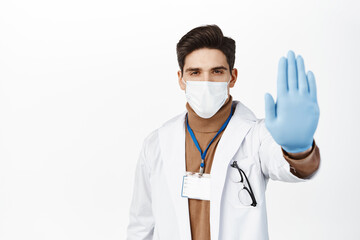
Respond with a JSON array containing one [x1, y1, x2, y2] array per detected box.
[[214, 70, 224, 74], [190, 71, 199, 75]]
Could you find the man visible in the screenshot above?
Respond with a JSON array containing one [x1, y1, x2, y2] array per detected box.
[[126, 24, 320, 240]]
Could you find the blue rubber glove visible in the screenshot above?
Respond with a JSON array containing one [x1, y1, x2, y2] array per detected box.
[[264, 50, 320, 153]]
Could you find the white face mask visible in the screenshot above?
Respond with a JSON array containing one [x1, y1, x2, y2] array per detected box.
[[182, 77, 231, 119]]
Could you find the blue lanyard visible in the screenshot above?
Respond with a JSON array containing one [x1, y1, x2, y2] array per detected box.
[[186, 106, 233, 174]]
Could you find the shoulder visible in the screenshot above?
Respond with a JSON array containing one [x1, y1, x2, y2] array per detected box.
[[141, 110, 187, 154], [139, 111, 186, 171], [159, 110, 187, 129], [232, 100, 263, 128], [232, 100, 258, 122], [232, 100, 269, 137], [144, 110, 186, 139]]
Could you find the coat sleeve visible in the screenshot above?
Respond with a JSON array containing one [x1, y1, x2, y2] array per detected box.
[[126, 135, 155, 240], [281, 139, 321, 179], [257, 119, 321, 182]]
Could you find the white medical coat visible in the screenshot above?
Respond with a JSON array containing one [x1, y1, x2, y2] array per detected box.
[[127, 100, 321, 240]]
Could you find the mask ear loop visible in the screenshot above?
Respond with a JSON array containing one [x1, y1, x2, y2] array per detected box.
[[226, 76, 232, 98], [182, 78, 187, 86], [182, 78, 188, 93]]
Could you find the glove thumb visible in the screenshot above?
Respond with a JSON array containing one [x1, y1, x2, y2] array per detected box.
[[264, 93, 276, 123]]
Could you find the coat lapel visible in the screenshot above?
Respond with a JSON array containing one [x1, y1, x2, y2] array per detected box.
[[158, 110, 191, 240], [209, 100, 256, 239], [159, 100, 257, 240]]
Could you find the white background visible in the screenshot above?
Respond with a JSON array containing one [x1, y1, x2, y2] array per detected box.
[[0, 0, 359, 239]]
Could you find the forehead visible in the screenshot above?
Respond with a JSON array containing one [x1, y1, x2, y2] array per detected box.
[[184, 48, 228, 70]]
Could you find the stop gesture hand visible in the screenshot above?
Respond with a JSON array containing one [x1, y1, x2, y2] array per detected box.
[[264, 50, 320, 153]]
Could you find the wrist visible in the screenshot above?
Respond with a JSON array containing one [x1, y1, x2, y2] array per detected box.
[[281, 140, 314, 154]]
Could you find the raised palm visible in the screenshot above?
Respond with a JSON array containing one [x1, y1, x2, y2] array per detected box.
[[264, 50, 320, 153]]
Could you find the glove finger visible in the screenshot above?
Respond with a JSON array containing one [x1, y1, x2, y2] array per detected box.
[[277, 56, 288, 96], [287, 50, 298, 92], [296, 55, 309, 94], [307, 71, 318, 102], [264, 93, 276, 122]]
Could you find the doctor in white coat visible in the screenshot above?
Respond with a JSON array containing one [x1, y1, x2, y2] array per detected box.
[[126, 24, 321, 240]]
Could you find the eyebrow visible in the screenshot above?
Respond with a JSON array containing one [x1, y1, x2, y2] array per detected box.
[[185, 65, 228, 72]]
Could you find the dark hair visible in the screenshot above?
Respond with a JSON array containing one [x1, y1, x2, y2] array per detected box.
[[176, 24, 236, 77]]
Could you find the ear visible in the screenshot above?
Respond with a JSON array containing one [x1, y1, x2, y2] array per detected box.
[[178, 70, 186, 91], [229, 68, 238, 88]]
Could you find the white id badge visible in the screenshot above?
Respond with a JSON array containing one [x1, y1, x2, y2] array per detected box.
[[181, 171, 211, 201]]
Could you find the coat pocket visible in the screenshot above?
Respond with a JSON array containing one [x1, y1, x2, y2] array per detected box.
[[223, 156, 264, 209]]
